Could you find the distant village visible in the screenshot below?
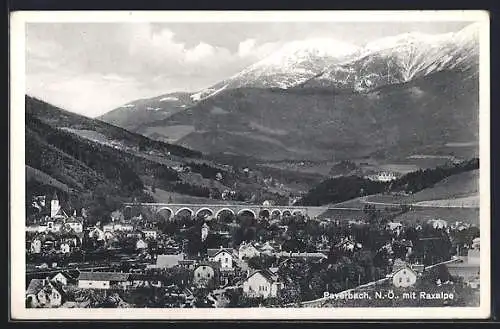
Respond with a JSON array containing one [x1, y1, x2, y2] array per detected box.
[[25, 192, 480, 308]]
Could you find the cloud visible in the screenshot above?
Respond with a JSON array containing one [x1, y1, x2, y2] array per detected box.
[[26, 23, 267, 116], [185, 42, 215, 62], [238, 38, 281, 59]]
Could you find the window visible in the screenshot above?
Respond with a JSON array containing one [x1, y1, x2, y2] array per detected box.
[[207, 273, 211, 278], [406, 277, 410, 283], [225, 257, 229, 263], [399, 277, 402, 283], [197, 273, 201, 278], [88, 282, 92, 286]]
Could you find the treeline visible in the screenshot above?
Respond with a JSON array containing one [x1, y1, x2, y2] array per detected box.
[[298, 158, 479, 206], [297, 176, 387, 206], [390, 158, 479, 193], [26, 95, 202, 159]]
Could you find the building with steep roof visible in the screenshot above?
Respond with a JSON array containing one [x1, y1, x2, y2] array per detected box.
[[242, 269, 284, 299], [238, 242, 261, 260], [193, 262, 220, 287], [26, 278, 65, 308], [207, 247, 235, 271]]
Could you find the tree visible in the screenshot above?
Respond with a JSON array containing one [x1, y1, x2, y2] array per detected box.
[[151, 180, 156, 193], [277, 281, 301, 305], [247, 254, 277, 270]]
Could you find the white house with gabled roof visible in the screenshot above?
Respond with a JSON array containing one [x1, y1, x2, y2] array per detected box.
[[242, 270, 284, 299], [208, 247, 234, 271]]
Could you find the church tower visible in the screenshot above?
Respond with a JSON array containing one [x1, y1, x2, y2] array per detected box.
[[50, 192, 60, 218]]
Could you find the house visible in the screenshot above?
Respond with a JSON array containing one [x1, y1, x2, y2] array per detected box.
[[193, 262, 219, 287], [446, 242, 480, 287], [472, 237, 480, 250], [335, 236, 361, 252], [103, 222, 134, 233], [387, 221, 403, 234], [179, 259, 196, 270], [30, 237, 42, 254], [154, 253, 185, 269], [366, 172, 397, 182], [88, 227, 105, 241], [451, 221, 470, 231], [62, 232, 83, 247], [51, 271, 76, 286], [142, 229, 158, 240], [136, 239, 148, 250], [258, 241, 276, 255], [391, 265, 418, 288], [428, 219, 448, 229], [238, 242, 261, 260], [208, 247, 234, 271], [65, 217, 83, 233], [242, 270, 284, 299], [43, 220, 64, 233], [127, 229, 145, 239], [446, 257, 480, 287], [60, 242, 71, 254], [78, 272, 131, 290], [104, 230, 115, 241], [26, 278, 65, 308]]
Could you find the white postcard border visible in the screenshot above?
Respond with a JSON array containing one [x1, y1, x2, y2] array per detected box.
[[10, 10, 491, 320]]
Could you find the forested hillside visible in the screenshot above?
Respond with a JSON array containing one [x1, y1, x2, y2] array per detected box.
[[298, 158, 479, 206]]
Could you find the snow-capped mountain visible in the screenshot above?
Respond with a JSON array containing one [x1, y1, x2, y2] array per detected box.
[[188, 23, 479, 98], [302, 23, 480, 91], [100, 23, 479, 131], [191, 39, 360, 99]]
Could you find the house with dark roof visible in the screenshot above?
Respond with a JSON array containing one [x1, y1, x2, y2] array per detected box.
[[193, 262, 220, 287], [238, 242, 261, 260], [207, 247, 235, 271], [242, 269, 284, 299], [51, 271, 77, 286], [26, 278, 65, 308], [78, 271, 132, 290]]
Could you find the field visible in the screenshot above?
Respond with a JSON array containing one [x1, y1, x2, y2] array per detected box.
[[393, 207, 480, 225], [147, 187, 244, 205], [317, 208, 368, 221], [140, 125, 195, 143]]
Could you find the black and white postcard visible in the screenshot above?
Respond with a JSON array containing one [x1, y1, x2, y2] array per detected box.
[[10, 10, 491, 320]]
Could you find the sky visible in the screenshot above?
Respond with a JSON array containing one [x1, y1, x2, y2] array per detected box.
[[26, 21, 472, 118]]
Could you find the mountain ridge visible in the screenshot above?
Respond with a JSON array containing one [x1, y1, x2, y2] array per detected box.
[[98, 23, 479, 135]]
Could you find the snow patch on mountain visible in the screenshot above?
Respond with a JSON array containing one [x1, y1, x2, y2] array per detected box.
[[146, 107, 163, 111], [190, 84, 228, 101], [159, 96, 179, 102]]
